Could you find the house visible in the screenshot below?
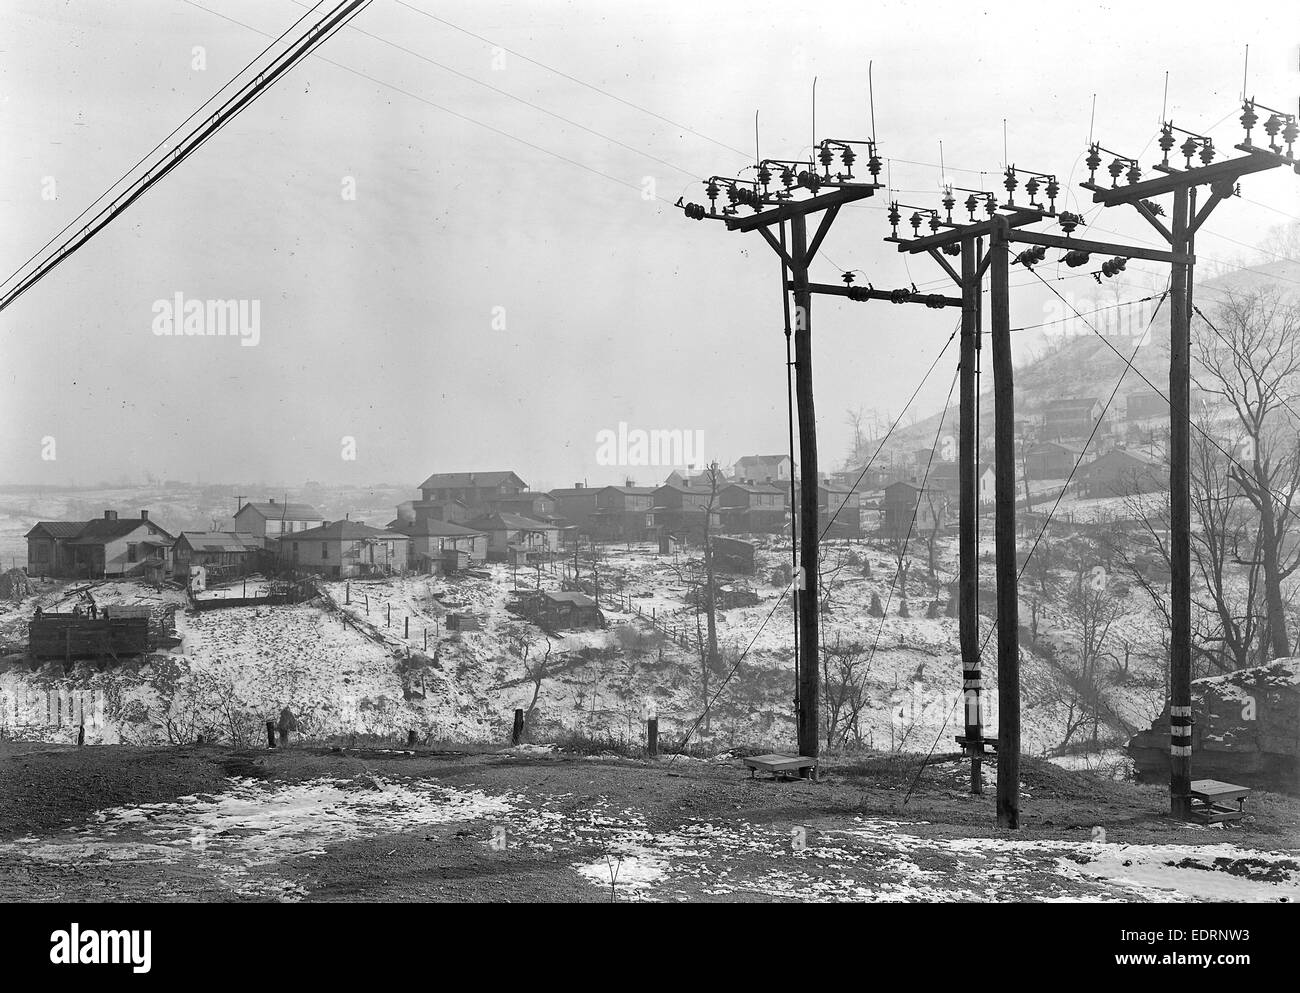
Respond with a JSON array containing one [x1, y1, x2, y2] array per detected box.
[[395, 498, 474, 526], [233, 499, 323, 539], [418, 471, 527, 507], [548, 485, 601, 534], [978, 463, 995, 506], [591, 485, 658, 541], [719, 482, 787, 533], [392, 519, 487, 572], [1024, 441, 1083, 480], [1043, 397, 1103, 441], [281, 520, 411, 578], [39, 512, 175, 582], [533, 590, 605, 630], [925, 460, 962, 497], [732, 454, 792, 485], [1075, 449, 1163, 499], [25, 521, 90, 578], [173, 531, 264, 582], [880, 483, 946, 539], [488, 491, 560, 522], [817, 483, 861, 537], [652, 483, 722, 541], [468, 513, 560, 562], [1126, 390, 1168, 422]]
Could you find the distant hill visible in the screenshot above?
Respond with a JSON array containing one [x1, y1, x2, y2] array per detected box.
[[869, 258, 1300, 462]]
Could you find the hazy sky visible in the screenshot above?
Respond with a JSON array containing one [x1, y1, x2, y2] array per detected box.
[[1, 0, 1297, 493]]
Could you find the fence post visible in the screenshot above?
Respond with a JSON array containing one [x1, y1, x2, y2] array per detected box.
[[346, 581, 350, 605], [365, 594, 369, 615], [407, 729, 417, 748], [387, 603, 391, 627], [405, 616, 409, 638], [265, 720, 276, 749], [424, 628, 428, 650], [647, 717, 658, 758], [512, 708, 525, 745]]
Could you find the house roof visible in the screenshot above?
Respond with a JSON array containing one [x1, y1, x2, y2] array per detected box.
[[600, 485, 657, 496], [1080, 449, 1158, 473], [542, 591, 597, 607], [69, 518, 175, 545], [178, 531, 263, 553], [467, 513, 554, 531], [235, 501, 321, 522], [494, 491, 554, 502], [1045, 397, 1101, 412], [419, 471, 526, 490], [548, 487, 599, 498], [726, 482, 785, 494], [392, 519, 485, 538], [25, 521, 90, 539], [735, 454, 789, 467], [286, 520, 410, 541]]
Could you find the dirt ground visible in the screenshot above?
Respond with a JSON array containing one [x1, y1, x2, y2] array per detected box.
[[2, 742, 1298, 903]]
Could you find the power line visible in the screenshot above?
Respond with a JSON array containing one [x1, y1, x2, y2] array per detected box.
[[391, 0, 752, 162], [188, 0, 670, 202], [0, 0, 375, 315], [288, 0, 703, 181], [0, 0, 329, 297]]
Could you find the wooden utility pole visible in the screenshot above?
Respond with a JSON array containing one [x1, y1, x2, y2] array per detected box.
[[789, 211, 820, 767], [681, 152, 880, 770], [1077, 106, 1296, 816], [989, 217, 1020, 828], [1168, 185, 1193, 817], [959, 234, 984, 795]]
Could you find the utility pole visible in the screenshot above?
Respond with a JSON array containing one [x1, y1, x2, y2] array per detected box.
[[989, 216, 1020, 828], [1078, 102, 1297, 817], [680, 139, 882, 768], [958, 233, 984, 795]]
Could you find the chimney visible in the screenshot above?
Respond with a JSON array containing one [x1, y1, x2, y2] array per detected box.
[[140, 510, 149, 521], [625, 477, 635, 489], [269, 497, 277, 504], [104, 510, 118, 520], [574, 482, 583, 489]]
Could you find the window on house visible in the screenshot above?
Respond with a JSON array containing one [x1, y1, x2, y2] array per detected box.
[[34, 542, 49, 562], [322, 545, 328, 559], [127, 543, 138, 562]]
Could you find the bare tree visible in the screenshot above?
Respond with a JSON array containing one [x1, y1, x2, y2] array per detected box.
[[1193, 287, 1300, 659]]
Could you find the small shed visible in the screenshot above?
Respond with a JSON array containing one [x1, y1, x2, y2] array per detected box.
[[539, 591, 605, 629]]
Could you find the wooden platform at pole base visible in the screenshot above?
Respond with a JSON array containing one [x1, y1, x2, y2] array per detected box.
[[1186, 779, 1252, 825], [742, 754, 818, 781]]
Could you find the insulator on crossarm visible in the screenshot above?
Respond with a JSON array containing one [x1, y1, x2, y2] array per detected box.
[[1126, 162, 1142, 185], [847, 286, 870, 302], [1264, 114, 1282, 152], [1085, 144, 1101, 183], [841, 145, 856, 176], [1283, 118, 1298, 158], [683, 202, 707, 220], [964, 194, 979, 221], [1025, 176, 1040, 206], [1159, 123, 1175, 165], [1180, 136, 1199, 168], [942, 242, 961, 256], [909, 211, 923, 235], [1199, 139, 1215, 166], [1003, 167, 1018, 203], [924, 294, 947, 309], [888, 201, 901, 237], [1108, 158, 1124, 187], [1101, 256, 1128, 278], [1240, 102, 1258, 145], [1063, 249, 1091, 268], [1045, 178, 1059, 211]]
